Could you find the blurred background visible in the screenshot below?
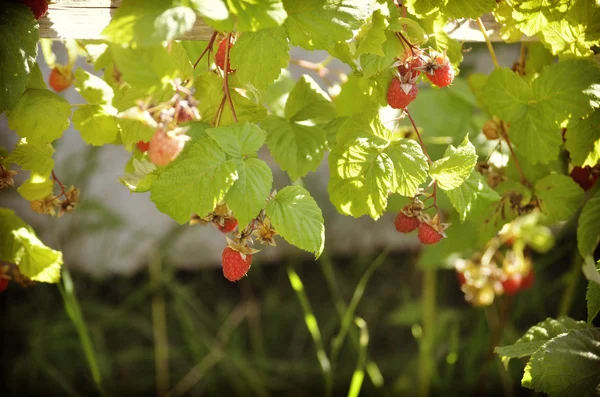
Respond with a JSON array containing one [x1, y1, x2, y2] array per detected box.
[[0, 40, 591, 397]]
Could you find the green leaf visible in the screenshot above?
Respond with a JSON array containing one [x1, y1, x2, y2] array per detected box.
[[588, 277, 600, 323], [0, 208, 63, 283], [493, 1, 525, 43], [444, 0, 496, 19], [328, 113, 428, 219], [206, 122, 267, 158], [389, 17, 427, 45], [73, 105, 121, 146], [429, 135, 477, 191], [523, 328, 600, 397], [120, 157, 158, 193], [0, 3, 38, 113], [150, 136, 238, 223], [102, 0, 196, 47], [359, 30, 404, 79], [118, 118, 156, 151], [230, 27, 289, 90], [7, 89, 71, 144], [535, 174, 584, 222], [511, 0, 569, 36], [226, 158, 273, 227], [578, 189, 600, 257], [566, 111, 600, 168], [262, 116, 327, 181], [189, 0, 229, 21], [74, 68, 115, 105], [404, 0, 441, 17], [445, 171, 500, 222], [6, 140, 54, 177], [355, 10, 388, 57], [17, 173, 54, 200], [283, 0, 373, 50], [284, 75, 335, 123], [495, 317, 591, 366], [266, 185, 324, 257], [333, 74, 381, 117], [482, 68, 532, 122], [262, 69, 295, 117], [227, 0, 287, 32], [27, 63, 47, 90]]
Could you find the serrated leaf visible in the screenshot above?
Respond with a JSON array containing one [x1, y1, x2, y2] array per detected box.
[[120, 157, 158, 193], [511, 0, 569, 37], [226, 158, 273, 227], [0, 208, 62, 284], [118, 118, 156, 151], [266, 185, 324, 257], [523, 328, 600, 397], [262, 116, 327, 181], [444, 0, 496, 19], [73, 105, 120, 146], [74, 68, 114, 105], [535, 174, 584, 221], [578, 189, 600, 257], [333, 74, 381, 117], [206, 122, 267, 158], [27, 63, 46, 90], [284, 75, 335, 123], [389, 17, 427, 45], [566, 111, 600, 168], [495, 317, 591, 366], [429, 136, 477, 191], [189, 0, 229, 21], [482, 68, 532, 122], [283, 0, 374, 51], [445, 171, 501, 222], [7, 140, 54, 177], [228, 0, 288, 32], [150, 137, 238, 223], [510, 107, 561, 164], [328, 113, 428, 219], [404, 0, 440, 17], [102, 0, 196, 47], [0, 3, 38, 113], [7, 89, 71, 144], [355, 10, 388, 57], [588, 276, 600, 323], [493, 1, 524, 43], [359, 30, 404, 79], [230, 27, 289, 90], [17, 173, 54, 200]]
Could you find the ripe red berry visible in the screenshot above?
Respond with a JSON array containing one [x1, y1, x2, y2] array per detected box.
[[387, 79, 419, 109], [218, 217, 238, 233], [418, 222, 444, 245], [520, 269, 535, 290], [502, 274, 522, 295], [222, 247, 252, 282], [570, 166, 598, 191], [148, 129, 189, 166], [20, 0, 48, 20], [456, 272, 466, 286], [394, 209, 421, 233], [426, 55, 455, 88], [215, 38, 235, 73], [0, 278, 8, 293], [398, 56, 423, 79], [136, 141, 150, 152], [49, 66, 73, 92]]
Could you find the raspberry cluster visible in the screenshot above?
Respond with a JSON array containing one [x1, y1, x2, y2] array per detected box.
[[394, 198, 449, 245]]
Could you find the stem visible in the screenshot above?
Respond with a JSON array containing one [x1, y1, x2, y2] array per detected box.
[[418, 269, 437, 397], [558, 253, 582, 317], [214, 95, 227, 127], [501, 132, 532, 188], [476, 17, 500, 69], [223, 33, 238, 123], [193, 31, 217, 69], [52, 170, 67, 197], [405, 109, 432, 165], [150, 250, 169, 397]]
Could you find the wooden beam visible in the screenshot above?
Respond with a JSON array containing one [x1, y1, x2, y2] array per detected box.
[[40, 0, 533, 43]]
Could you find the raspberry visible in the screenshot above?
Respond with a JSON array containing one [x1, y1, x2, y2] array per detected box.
[[218, 217, 238, 233], [215, 38, 235, 73], [570, 166, 598, 191], [398, 56, 423, 80], [148, 129, 189, 166], [20, 0, 48, 20], [49, 66, 74, 92], [502, 274, 522, 295], [418, 222, 444, 245], [520, 269, 535, 290], [0, 278, 8, 293], [222, 246, 252, 282], [136, 141, 150, 152], [394, 206, 421, 233], [456, 272, 466, 286], [425, 55, 455, 88], [387, 79, 418, 109]]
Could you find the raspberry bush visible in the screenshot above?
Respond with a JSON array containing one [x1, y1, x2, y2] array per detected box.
[[1, 0, 600, 396]]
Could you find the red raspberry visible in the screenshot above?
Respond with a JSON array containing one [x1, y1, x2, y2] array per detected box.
[[456, 272, 466, 286], [0, 278, 8, 293], [49, 66, 73, 92], [394, 207, 421, 233], [418, 222, 444, 245], [425, 55, 455, 88], [218, 217, 238, 233], [387, 79, 418, 109], [222, 247, 252, 282], [136, 141, 150, 152], [570, 166, 598, 191], [215, 38, 235, 73], [148, 129, 189, 166], [520, 269, 535, 290], [398, 56, 423, 80], [20, 0, 48, 20], [502, 274, 522, 295]]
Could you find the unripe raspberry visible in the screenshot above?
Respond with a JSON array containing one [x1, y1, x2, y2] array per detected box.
[[148, 129, 189, 166]]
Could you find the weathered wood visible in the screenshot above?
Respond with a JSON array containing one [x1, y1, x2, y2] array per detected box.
[[40, 0, 532, 43]]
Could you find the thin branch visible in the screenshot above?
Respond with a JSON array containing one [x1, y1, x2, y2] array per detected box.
[[51, 170, 67, 197], [193, 31, 218, 69], [223, 33, 238, 123], [405, 109, 432, 165], [476, 17, 500, 69], [501, 132, 532, 188]]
